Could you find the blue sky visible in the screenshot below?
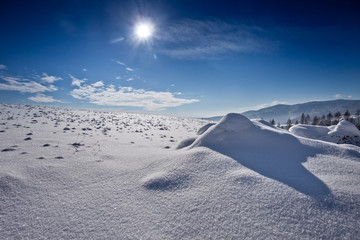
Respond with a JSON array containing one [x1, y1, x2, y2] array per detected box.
[[0, 0, 359, 117]]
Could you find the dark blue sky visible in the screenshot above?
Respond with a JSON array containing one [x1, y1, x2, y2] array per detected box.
[[0, 0, 359, 117]]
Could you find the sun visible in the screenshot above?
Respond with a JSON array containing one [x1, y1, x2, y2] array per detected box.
[[134, 21, 154, 40]]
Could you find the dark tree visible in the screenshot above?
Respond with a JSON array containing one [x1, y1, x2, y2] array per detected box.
[[295, 120, 299, 125], [344, 110, 351, 120], [334, 111, 341, 120], [326, 112, 333, 126], [269, 119, 276, 126], [287, 118, 292, 129], [356, 109, 360, 130], [300, 113, 305, 124], [305, 114, 311, 124], [312, 115, 319, 125], [327, 112, 333, 120]]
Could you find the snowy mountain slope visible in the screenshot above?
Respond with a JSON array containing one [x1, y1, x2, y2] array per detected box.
[[1, 104, 360, 239], [202, 99, 360, 123], [242, 99, 360, 123]]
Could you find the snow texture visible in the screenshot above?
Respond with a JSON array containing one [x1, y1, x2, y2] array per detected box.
[[1, 106, 360, 239]]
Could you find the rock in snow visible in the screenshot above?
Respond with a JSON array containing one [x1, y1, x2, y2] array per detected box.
[[1, 105, 360, 239]]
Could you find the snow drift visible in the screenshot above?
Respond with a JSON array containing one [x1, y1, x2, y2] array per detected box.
[[191, 113, 332, 198], [290, 120, 360, 146]]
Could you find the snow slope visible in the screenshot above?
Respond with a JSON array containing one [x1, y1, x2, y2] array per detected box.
[[290, 120, 360, 146], [1, 105, 360, 239]]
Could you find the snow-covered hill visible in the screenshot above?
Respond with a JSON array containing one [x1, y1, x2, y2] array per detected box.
[[1, 104, 360, 239]]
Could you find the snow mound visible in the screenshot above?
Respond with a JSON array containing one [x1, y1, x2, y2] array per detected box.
[[214, 113, 254, 131], [329, 120, 360, 135], [191, 113, 331, 198], [176, 137, 197, 149], [227, 169, 264, 186], [290, 120, 360, 146], [142, 171, 190, 191], [197, 123, 216, 135], [191, 113, 295, 151], [0, 173, 27, 196], [289, 124, 331, 139]]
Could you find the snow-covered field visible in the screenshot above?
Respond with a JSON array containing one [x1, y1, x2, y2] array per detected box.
[[1, 104, 360, 239]]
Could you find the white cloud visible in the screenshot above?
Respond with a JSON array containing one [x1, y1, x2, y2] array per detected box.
[[110, 37, 125, 44], [126, 78, 134, 82], [157, 19, 271, 59], [71, 82, 199, 110], [82, 68, 87, 72], [0, 76, 58, 93], [91, 81, 104, 87], [334, 94, 352, 99], [69, 74, 86, 87], [112, 60, 135, 71], [0, 64, 7, 70], [115, 76, 121, 80], [41, 73, 62, 83], [113, 60, 126, 66], [28, 94, 61, 103]]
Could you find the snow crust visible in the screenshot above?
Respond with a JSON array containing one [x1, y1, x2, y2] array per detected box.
[[1, 106, 360, 239]]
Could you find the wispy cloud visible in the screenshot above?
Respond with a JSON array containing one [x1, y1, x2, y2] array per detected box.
[[69, 74, 86, 87], [110, 37, 125, 44], [111, 60, 140, 82], [41, 73, 62, 83], [28, 94, 61, 103], [82, 68, 87, 72], [334, 94, 352, 99], [112, 60, 126, 66], [91, 81, 104, 87], [112, 60, 135, 71], [157, 19, 272, 59], [0, 64, 7, 70], [71, 82, 199, 110], [0, 76, 58, 93]]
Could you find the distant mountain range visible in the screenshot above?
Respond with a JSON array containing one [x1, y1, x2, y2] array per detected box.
[[203, 99, 360, 123]]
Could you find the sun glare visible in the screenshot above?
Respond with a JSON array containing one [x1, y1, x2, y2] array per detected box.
[[135, 22, 154, 40]]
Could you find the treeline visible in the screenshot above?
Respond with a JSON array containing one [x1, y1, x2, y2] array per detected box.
[[269, 109, 360, 130]]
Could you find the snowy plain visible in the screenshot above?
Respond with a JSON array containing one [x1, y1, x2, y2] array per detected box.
[[1, 103, 360, 239]]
